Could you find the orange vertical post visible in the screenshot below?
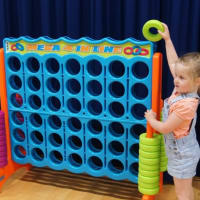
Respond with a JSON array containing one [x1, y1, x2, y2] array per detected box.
[[153, 53, 163, 192], [142, 52, 163, 200]]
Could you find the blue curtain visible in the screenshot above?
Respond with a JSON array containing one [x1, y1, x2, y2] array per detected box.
[[0, 0, 200, 177], [1, 0, 200, 97]]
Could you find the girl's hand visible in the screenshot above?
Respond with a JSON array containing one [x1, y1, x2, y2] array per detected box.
[[144, 109, 157, 121], [158, 23, 171, 41]]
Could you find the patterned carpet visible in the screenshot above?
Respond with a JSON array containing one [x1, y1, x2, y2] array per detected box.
[[19, 167, 200, 200], [21, 167, 142, 200]]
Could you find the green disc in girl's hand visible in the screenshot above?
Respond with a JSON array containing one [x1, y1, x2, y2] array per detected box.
[[142, 20, 164, 42]]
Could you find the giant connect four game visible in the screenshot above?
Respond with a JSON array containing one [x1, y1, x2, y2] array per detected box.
[[3, 37, 155, 183]]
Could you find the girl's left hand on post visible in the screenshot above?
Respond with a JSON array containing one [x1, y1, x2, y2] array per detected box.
[[144, 109, 156, 121]]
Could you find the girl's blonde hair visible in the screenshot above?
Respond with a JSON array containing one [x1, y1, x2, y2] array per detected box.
[[178, 52, 200, 96]]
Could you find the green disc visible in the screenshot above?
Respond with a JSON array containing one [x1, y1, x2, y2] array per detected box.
[[142, 20, 164, 42]]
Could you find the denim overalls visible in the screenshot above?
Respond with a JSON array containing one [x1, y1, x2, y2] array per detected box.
[[163, 93, 200, 179]]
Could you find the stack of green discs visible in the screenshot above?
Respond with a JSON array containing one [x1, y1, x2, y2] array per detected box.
[[138, 133, 161, 195]]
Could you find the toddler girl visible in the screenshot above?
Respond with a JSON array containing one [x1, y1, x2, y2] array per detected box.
[[145, 23, 200, 200]]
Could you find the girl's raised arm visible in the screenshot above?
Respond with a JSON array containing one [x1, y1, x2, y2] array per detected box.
[[159, 23, 178, 78]]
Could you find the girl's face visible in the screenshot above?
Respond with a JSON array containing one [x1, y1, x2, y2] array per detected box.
[[174, 63, 198, 94]]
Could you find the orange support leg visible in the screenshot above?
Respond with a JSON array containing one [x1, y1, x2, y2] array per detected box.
[[142, 195, 156, 200], [142, 53, 163, 200]]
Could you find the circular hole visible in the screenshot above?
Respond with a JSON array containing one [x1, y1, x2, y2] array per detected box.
[[131, 104, 147, 120], [48, 115, 62, 130], [66, 59, 80, 75], [68, 117, 82, 132], [27, 57, 40, 73], [29, 95, 41, 110], [87, 100, 102, 115], [31, 148, 44, 161], [88, 138, 102, 153], [132, 83, 148, 99], [46, 58, 60, 74], [109, 61, 125, 78], [47, 78, 60, 93], [109, 141, 124, 155], [8, 56, 21, 72], [87, 80, 102, 96], [88, 156, 103, 170], [50, 134, 62, 146], [47, 96, 61, 111], [9, 75, 22, 90], [31, 131, 43, 144], [130, 162, 139, 176], [14, 145, 26, 158], [49, 133, 62, 147], [11, 93, 23, 107], [67, 79, 81, 94], [67, 98, 81, 113], [68, 135, 82, 150], [109, 102, 124, 118], [30, 113, 42, 127], [132, 62, 149, 79], [109, 81, 125, 98], [87, 60, 102, 76], [88, 120, 102, 134], [130, 143, 139, 158], [50, 151, 63, 164], [149, 27, 158, 34], [12, 111, 24, 125], [109, 122, 124, 137], [130, 124, 146, 139], [13, 128, 25, 142], [69, 153, 82, 167], [28, 76, 41, 91], [108, 159, 124, 174]]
